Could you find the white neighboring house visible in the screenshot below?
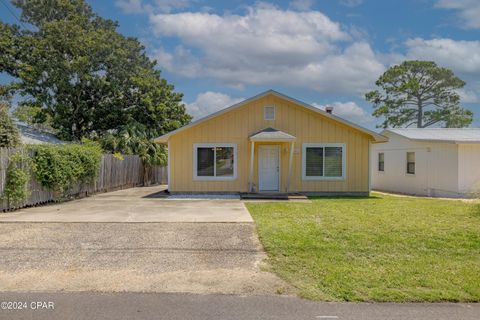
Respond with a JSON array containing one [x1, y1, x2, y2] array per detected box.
[[371, 128, 480, 198]]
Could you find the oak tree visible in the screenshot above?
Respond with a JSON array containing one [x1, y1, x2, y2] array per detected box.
[[0, 0, 191, 141]]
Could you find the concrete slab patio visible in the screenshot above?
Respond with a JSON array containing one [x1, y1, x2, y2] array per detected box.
[[0, 186, 252, 223]]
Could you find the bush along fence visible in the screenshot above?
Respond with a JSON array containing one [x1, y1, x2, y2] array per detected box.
[[0, 145, 167, 211]]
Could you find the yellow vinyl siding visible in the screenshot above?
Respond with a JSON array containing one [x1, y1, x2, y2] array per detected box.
[[168, 94, 372, 192]]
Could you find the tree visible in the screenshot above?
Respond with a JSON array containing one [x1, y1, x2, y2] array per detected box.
[[13, 104, 54, 131], [0, 0, 191, 141], [366, 60, 473, 128], [100, 121, 166, 185], [0, 100, 21, 148]]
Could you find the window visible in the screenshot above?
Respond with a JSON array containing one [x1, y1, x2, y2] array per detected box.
[[197, 147, 214, 176], [194, 144, 237, 180], [264, 105, 275, 120], [406, 152, 415, 174], [302, 143, 345, 180], [378, 152, 384, 172]]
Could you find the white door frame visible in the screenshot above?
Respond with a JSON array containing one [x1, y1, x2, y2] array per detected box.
[[258, 145, 280, 192]]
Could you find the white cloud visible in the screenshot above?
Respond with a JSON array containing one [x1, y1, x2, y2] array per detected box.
[[457, 88, 480, 103], [116, 0, 144, 13], [150, 4, 349, 44], [435, 0, 480, 29], [293, 42, 384, 94], [115, 0, 192, 14], [149, 4, 385, 95], [152, 46, 202, 77], [152, 0, 192, 13], [312, 101, 374, 124], [378, 38, 480, 105], [405, 38, 480, 74], [186, 92, 243, 120]]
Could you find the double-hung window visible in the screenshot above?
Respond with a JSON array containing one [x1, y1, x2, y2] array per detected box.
[[378, 152, 385, 172], [406, 152, 415, 174], [302, 143, 346, 180], [194, 144, 237, 180]]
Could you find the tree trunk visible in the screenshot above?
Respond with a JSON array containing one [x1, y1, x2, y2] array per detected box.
[[143, 166, 151, 187], [417, 99, 423, 128]]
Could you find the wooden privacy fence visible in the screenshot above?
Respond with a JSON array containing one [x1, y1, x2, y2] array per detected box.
[[0, 149, 167, 211]]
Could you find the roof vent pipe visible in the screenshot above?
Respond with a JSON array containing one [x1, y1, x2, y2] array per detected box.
[[325, 106, 333, 114]]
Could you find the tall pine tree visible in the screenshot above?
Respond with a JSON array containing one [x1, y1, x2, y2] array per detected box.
[[366, 61, 473, 128]]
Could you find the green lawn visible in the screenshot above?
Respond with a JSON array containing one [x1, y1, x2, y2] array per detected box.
[[246, 193, 480, 302]]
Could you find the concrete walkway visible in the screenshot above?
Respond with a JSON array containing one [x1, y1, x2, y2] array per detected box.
[[0, 186, 252, 223]]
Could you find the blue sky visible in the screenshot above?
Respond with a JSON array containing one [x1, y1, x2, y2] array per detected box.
[[1, 0, 480, 129]]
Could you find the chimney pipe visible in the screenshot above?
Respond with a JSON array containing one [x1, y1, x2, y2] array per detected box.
[[325, 106, 333, 114]]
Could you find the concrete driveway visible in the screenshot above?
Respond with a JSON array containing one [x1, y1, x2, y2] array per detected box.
[[0, 186, 252, 222], [0, 187, 291, 295], [0, 222, 291, 295]]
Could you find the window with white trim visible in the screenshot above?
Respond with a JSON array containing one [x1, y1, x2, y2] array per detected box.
[[194, 144, 237, 180], [264, 105, 275, 120], [406, 152, 415, 174], [302, 143, 346, 180], [378, 152, 384, 172]]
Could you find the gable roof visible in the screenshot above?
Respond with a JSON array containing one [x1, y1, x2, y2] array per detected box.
[[250, 127, 296, 142], [383, 128, 480, 144], [16, 121, 64, 145], [154, 90, 387, 143]]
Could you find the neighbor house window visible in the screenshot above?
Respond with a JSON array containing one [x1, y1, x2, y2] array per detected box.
[[194, 144, 237, 180], [406, 152, 415, 174], [302, 143, 345, 180], [378, 152, 384, 172], [264, 105, 275, 120]]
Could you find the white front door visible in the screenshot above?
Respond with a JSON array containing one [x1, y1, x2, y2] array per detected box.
[[258, 145, 279, 191]]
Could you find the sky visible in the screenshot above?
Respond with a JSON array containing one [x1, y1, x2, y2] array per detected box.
[[1, 0, 480, 129]]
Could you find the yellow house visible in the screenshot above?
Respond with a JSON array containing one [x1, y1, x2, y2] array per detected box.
[[155, 90, 387, 195]]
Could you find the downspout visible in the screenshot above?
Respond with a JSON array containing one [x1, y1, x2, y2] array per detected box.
[[167, 140, 171, 192], [368, 141, 371, 194]]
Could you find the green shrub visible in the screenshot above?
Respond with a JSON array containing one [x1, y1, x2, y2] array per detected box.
[[2, 152, 30, 207], [29, 142, 102, 193]]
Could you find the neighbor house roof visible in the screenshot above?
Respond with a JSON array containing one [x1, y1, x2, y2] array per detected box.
[[383, 128, 480, 144], [154, 90, 387, 143], [250, 127, 296, 142], [16, 122, 64, 145]]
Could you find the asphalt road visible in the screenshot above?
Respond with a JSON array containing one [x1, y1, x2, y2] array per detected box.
[[0, 292, 478, 320]]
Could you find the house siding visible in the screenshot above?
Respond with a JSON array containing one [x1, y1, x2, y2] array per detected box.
[[371, 132, 462, 197], [169, 94, 372, 193], [458, 144, 480, 195]]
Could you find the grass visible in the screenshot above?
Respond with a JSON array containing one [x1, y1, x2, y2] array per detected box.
[[246, 193, 480, 302]]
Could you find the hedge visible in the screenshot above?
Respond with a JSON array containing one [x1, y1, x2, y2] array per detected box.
[[2, 142, 103, 205]]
